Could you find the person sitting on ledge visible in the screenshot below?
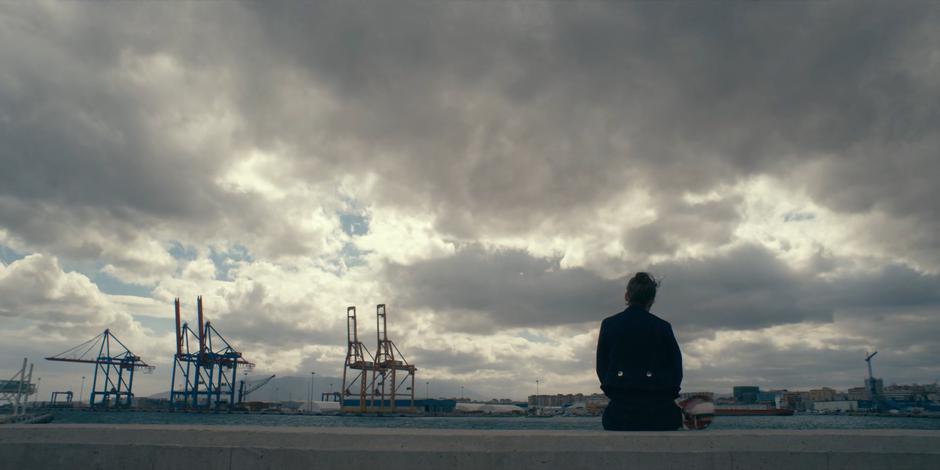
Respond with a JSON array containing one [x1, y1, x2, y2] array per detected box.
[[596, 272, 683, 431]]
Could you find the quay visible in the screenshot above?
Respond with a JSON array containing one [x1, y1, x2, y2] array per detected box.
[[0, 425, 938, 469]]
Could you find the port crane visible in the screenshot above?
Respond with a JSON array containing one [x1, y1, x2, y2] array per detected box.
[[340, 304, 418, 413], [372, 304, 416, 412], [341, 306, 378, 412], [1, 358, 36, 416], [170, 297, 254, 409], [46, 329, 152, 407], [238, 374, 275, 403]]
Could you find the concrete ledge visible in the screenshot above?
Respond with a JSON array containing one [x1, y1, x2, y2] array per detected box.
[[1, 424, 939, 469]]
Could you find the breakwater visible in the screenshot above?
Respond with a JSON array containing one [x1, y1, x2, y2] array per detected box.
[[1, 424, 939, 470]]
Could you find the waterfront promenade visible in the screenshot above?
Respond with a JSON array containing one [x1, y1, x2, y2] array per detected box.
[[1, 424, 939, 469]]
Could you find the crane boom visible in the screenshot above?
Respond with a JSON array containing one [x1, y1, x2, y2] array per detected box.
[[865, 351, 878, 380], [238, 374, 275, 403], [245, 375, 276, 395]]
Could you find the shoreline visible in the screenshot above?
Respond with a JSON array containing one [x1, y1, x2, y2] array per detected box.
[[19, 406, 940, 420]]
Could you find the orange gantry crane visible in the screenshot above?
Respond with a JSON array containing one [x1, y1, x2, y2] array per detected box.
[[341, 304, 416, 413]]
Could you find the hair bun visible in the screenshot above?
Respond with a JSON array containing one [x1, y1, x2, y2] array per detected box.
[[633, 272, 658, 286], [627, 272, 659, 306]]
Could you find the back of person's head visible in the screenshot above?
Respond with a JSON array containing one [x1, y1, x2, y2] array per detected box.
[[626, 272, 659, 307]]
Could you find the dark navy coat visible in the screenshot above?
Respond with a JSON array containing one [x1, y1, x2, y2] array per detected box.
[[596, 305, 684, 430], [595, 305, 683, 400]]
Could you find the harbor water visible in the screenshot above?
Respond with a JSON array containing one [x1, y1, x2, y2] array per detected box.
[[46, 410, 940, 431]]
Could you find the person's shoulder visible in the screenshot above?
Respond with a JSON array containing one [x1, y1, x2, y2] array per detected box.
[[602, 308, 629, 324], [647, 311, 674, 330]]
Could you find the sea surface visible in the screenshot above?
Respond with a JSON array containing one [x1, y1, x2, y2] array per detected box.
[[47, 410, 940, 431]]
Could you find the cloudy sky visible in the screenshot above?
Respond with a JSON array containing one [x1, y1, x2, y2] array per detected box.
[[2, 1, 939, 400]]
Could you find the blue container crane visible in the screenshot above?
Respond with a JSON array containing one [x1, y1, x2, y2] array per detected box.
[[46, 329, 153, 407], [170, 297, 254, 409]]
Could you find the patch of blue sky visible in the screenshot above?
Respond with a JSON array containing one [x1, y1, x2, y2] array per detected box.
[[89, 270, 154, 297], [48, 258, 153, 297], [0, 244, 25, 264], [167, 241, 199, 261], [517, 330, 553, 344], [209, 244, 253, 281], [338, 211, 370, 237], [318, 242, 371, 276], [1, 244, 153, 296], [783, 211, 816, 222], [132, 315, 173, 335], [340, 242, 368, 268]]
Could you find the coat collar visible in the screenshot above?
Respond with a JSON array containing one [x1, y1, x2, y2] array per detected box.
[[623, 304, 649, 315]]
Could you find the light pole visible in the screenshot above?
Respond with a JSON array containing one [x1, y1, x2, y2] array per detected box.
[[80, 376, 86, 406], [310, 372, 316, 412], [460, 385, 464, 401], [425, 381, 429, 401], [241, 370, 249, 403]]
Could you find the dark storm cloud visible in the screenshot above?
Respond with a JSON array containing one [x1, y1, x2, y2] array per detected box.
[[393, 244, 940, 335], [210, 306, 340, 351], [408, 347, 493, 375], [651, 245, 832, 331], [827, 264, 940, 310], [623, 196, 743, 257], [0, 3, 226, 217], [3, 1, 939, 261], [232, 1, 940, 253], [389, 246, 624, 333], [206, 282, 342, 349], [0, 3, 316, 264], [391, 244, 820, 333]]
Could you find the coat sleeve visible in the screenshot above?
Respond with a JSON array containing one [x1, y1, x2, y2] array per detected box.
[[596, 319, 609, 385], [665, 323, 683, 398]]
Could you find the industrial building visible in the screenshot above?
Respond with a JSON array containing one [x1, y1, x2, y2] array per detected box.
[[732, 386, 760, 404], [812, 400, 859, 413], [808, 387, 837, 402], [527, 393, 607, 408]]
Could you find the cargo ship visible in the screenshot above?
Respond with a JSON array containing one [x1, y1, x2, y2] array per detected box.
[[715, 403, 795, 416]]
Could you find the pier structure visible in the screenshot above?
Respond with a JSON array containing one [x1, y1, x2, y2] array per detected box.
[[170, 296, 254, 409], [45, 330, 152, 407]]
